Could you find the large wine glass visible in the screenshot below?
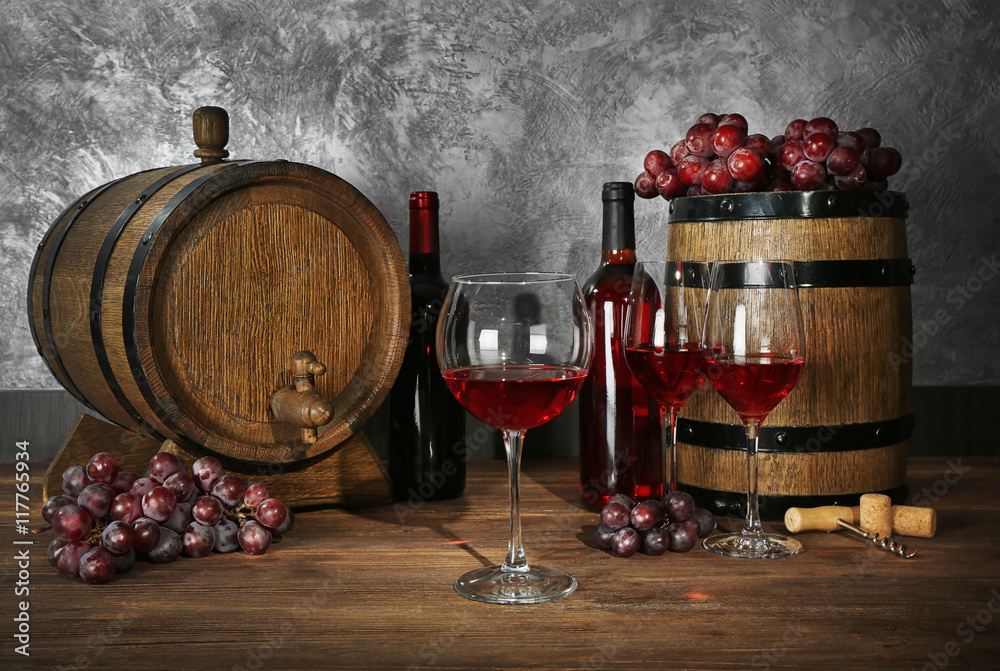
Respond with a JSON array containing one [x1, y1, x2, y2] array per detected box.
[[437, 272, 594, 604], [701, 260, 806, 559], [623, 261, 708, 493]]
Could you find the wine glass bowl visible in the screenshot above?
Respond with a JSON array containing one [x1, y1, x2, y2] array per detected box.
[[700, 259, 806, 559], [437, 272, 593, 604], [623, 261, 708, 493]]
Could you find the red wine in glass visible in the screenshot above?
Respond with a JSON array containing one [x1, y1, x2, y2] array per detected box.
[[703, 352, 804, 421], [701, 259, 807, 559], [624, 261, 708, 493], [442, 365, 588, 431]]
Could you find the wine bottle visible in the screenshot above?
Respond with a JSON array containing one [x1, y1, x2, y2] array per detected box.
[[578, 182, 662, 511], [388, 191, 467, 502]]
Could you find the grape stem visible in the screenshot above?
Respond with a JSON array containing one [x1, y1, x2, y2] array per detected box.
[[32, 525, 53, 534], [225, 504, 259, 527]]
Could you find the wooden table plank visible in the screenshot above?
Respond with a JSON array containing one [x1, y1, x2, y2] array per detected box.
[[1, 458, 998, 670]]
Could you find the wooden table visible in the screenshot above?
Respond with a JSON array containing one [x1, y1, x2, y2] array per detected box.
[[2, 458, 998, 670]]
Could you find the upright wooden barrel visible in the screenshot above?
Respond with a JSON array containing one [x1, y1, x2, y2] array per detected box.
[[28, 109, 409, 465], [667, 191, 913, 519]]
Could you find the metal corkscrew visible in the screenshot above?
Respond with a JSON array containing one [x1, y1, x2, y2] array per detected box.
[[836, 519, 918, 558]]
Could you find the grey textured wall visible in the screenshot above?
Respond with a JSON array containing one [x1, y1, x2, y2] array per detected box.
[[1, 0, 998, 390]]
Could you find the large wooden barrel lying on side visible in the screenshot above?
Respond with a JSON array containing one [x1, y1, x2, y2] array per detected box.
[[667, 191, 913, 519], [29, 108, 409, 504]]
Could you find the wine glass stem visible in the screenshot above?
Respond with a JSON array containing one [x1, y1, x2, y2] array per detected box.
[[501, 429, 529, 573], [661, 405, 679, 493], [743, 419, 765, 540]]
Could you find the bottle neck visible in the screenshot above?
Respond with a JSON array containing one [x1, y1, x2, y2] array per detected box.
[[409, 205, 441, 275], [601, 197, 636, 263]]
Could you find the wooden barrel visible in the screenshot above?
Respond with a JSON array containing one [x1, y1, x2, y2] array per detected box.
[[28, 110, 409, 465], [667, 191, 913, 519]]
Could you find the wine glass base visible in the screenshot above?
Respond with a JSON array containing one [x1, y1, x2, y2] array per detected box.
[[702, 532, 802, 559], [454, 565, 577, 605]]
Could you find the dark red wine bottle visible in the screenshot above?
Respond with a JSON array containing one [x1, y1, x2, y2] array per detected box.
[[578, 182, 662, 511], [388, 192, 466, 501]]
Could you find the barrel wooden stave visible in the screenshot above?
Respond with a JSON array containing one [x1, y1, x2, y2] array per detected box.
[[668, 200, 911, 503]]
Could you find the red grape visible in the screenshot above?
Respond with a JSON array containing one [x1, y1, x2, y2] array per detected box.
[[643, 150, 673, 176], [684, 123, 716, 157], [629, 501, 661, 532], [102, 520, 135, 555], [214, 519, 240, 553], [130, 477, 156, 498], [791, 160, 828, 189], [677, 155, 709, 185], [834, 164, 867, 190], [212, 475, 247, 508], [78, 483, 113, 519], [690, 508, 717, 537], [804, 117, 838, 140], [727, 147, 766, 183], [837, 131, 866, 153], [62, 465, 92, 496], [42, 495, 76, 522], [192, 456, 225, 493], [804, 133, 835, 162], [733, 179, 758, 193], [57, 540, 92, 579], [865, 179, 889, 191], [634, 171, 658, 199], [142, 485, 178, 522], [593, 523, 616, 550], [642, 527, 669, 555], [131, 517, 161, 553], [695, 112, 720, 127], [744, 133, 770, 158], [52, 504, 93, 541], [86, 452, 120, 485], [147, 527, 181, 564], [164, 472, 196, 503], [163, 501, 194, 534], [655, 168, 687, 199], [183, 522, 216, 558], [718, 113, 748, 134], [867, 147, 902, 180], [685, 185, 702, 197], [768, 135, 787, 160], [611, 527, 640, 557], [110, 492, 143, 524], [702, 159, 734, 194], [110, 470, 137, 496], [48, 538, 69, 567], [244, 483, 270, 508], [784, 119, 807, 141], [669, 140, 691, 166], [609, 494, 634, 509], [114, 550, 136, 574], [666, 521, 698, 552], [79, 546, 116, 584], [274, 505, 294, 535], [600, 501, 630, 530], [710, 124, 746, 158], [238, 520, 272, 555], [662, 490, 695, 522], [192, 495, 224, 526], [826, 147, 858, 176], [257, 498, 287, 530], [779, 141, 807, 171], [148, 453, 185, 484], [855, 127, 881, 149], [767, 172, 795, 191]]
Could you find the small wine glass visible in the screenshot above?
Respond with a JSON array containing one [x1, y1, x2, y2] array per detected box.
[[623, 261, 708, 494], [701, 259, 806, 559], [437, 272, 594, 604]]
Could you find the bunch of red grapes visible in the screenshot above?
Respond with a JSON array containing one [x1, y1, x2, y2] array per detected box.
[[594, 491, 716, 557], [42, 451, 294, 584], [635, 113, 903, 198]]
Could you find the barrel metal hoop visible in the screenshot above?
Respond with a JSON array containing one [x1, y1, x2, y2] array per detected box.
[[90, 164, 205, 439], [122, 161, 260, 442], [39, 176, 134, 410], [703, 258, 916, 289], [677, 414, 914, 453], [667, 190, 909, 223]]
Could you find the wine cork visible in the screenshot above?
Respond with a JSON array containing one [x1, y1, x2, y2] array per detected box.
[[784, 505, 857, 533], [892, 505, 937, 538], [860, 493, 892, 538]]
